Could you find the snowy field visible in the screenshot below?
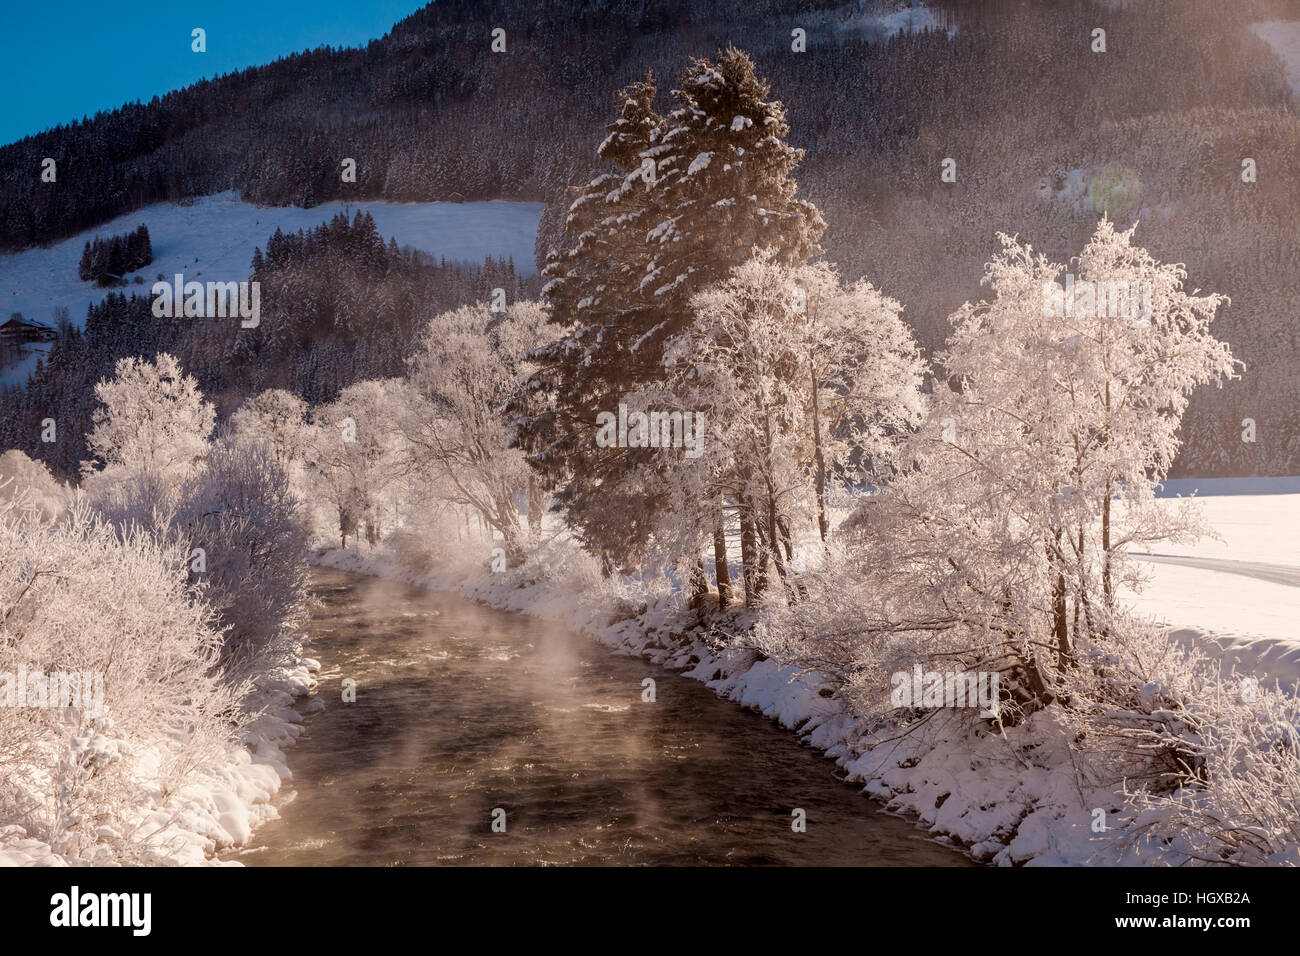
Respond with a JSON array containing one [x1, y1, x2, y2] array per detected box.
[[1128, 477, 1300, 691], [0, 192, 545, 386], [1251, 21, 1300, 95]]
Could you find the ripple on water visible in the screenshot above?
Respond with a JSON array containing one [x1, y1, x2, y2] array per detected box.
[[231, 567, 975, 867]]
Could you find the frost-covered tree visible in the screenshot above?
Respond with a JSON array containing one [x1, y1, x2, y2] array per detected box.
[[306, 379, 411, 548], [760, 221, 1237, 723], [658, 252, 923, 605], [228, 388, 311, 472], [930, 221, 1238, 663], [519, 50, 825, 572], [81, 352, 214, 487], [407, 301, 552, 567]]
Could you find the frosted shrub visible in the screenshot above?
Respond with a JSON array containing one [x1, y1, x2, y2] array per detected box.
[[93, 435, 312, 681], [0, 501, 241, 862], [171, 435, 312, 679], [1124, 686, 1300, 865], [0, 450, 68, 522]]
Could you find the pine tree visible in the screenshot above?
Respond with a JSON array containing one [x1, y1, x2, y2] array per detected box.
[[517, 51, 825, 573], [515, 74, 668, 567], [644, 47, 824, 322]]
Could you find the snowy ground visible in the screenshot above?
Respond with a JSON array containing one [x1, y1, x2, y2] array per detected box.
[[1127, 477, 1300, 692], [1251, 21, 1300, 95], [0, 192, 545, 386]]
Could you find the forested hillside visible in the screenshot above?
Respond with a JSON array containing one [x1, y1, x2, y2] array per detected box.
[[0, 212, 537, 478], [2, 0, 1298, 475]]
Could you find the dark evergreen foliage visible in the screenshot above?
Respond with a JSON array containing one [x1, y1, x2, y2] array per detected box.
[[77, 224, 153, 286]]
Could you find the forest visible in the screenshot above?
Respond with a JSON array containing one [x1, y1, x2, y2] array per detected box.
[[1, 0, 1297, 475]]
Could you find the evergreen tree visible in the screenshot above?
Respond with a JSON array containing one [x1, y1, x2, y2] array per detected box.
[[517, 50, 825, 574]]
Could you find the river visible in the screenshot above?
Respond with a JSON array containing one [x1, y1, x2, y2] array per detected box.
[[226, 566, 973, 866]]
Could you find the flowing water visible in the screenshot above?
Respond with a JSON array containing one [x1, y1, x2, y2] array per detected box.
[[227, 566, 973, 866]]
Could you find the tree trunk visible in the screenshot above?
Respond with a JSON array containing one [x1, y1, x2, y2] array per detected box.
[[739, 497, 758, 607], [1101, 476, 1113, 615], [778, 514, 794, 564], [765, 488, 791, 604], [713, 511, 732, 609], [689, 556, 709, 614], [810, 358, 829, 542], [1077, 527, 1096, 639], [1050, 530, 1070, 669], [527, 473, 544, 544]]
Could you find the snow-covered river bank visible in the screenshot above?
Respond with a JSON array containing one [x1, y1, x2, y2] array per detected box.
[[225, 566, 972, 866]]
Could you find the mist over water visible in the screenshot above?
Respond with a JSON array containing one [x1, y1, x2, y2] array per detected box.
[[229, 567, 971, 866]]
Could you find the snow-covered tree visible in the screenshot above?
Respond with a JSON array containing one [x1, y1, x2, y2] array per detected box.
[[657, 252, 923, 605], [929, 221, 1238, 663], [406, 301, 552, 567], [228, 388, 311, 473], [519, 49, 825, 573], [81, 352, 215, 487], [306, 379, 411, 548], [759, 221, 1237, 724]]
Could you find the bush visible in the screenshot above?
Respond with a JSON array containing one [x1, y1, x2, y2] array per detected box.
[[171, 435, 313, 679], [0, 500, 241, 862], [0, 450, 68, 522], [92, 433, 313, 681]]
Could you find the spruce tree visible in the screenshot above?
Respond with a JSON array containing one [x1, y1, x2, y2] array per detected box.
[[517, 50, 824, 573]]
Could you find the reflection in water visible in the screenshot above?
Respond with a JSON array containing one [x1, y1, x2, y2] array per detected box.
[[229, 567, 973, 866]]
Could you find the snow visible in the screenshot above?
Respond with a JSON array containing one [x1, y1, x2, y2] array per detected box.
[[0, 192, 546, 387], [687, 152, 714, 176], [1123, 477, 1300, 693], [1151, 476, 1300, 565], [0, 656, 319, 867], [1251, 21, 1300, 95]]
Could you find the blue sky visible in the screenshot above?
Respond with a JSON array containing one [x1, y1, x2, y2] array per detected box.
[[0, 1, 426, 146]]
